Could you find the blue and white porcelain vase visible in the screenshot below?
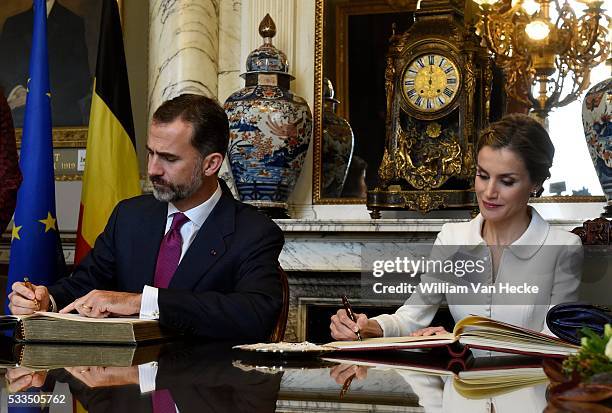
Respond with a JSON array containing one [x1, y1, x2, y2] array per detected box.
[[322, 78, 354, 197], [224, 14, 312, 218], [582, 75, 612, 217]]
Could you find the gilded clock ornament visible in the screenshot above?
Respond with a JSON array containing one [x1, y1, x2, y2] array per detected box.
[[367, 0, 493, 218], [401, 53, 460, 116]]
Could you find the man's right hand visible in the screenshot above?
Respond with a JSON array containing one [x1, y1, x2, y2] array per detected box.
[[6, 367, 48, 393], [330, 309, 383, 340], [8, 282, 50, 314]]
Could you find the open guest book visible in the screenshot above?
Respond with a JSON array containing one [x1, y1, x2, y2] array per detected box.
[[325, 315, 579, 358], [0, 312, 173, 344], [323, 351, 549, 399]]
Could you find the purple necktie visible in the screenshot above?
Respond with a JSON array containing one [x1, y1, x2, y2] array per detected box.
[[152, 389, 176, 413], [154, 212, 189, 289]]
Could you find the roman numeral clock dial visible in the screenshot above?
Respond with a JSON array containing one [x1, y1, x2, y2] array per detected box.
[[401, 54, 460, 116]]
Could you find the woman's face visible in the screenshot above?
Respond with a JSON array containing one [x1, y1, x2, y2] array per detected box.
[[475, 146, 537, 224]]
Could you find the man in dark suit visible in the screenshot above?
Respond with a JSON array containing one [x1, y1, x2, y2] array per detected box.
[[0, 0, 91, 126], [0, 88, 22, 233], [8, 94, 285, 342]]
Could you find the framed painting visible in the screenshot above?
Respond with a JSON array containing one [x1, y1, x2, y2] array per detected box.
[[0, 0, 113, 180]]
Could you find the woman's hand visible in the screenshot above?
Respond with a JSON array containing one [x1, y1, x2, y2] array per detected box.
[[330, 309, 383, 340], [329, 363, 369, 385], [410, 326, 449, 336]]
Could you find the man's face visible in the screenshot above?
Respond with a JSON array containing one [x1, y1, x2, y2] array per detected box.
[[147, 118, 204, 203]]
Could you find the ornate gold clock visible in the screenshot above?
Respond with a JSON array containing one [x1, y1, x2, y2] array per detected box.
[[401, 53, 461, 116], [367, 0, 493, 217]]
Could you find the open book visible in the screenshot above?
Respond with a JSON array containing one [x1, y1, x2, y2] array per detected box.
[[323, 351, 548, 399], [324, 315, 579, 357], [0, 312, 173, 344]]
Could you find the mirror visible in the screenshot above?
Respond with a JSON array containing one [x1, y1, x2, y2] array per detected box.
[[313, 0, 415, 203], [312, 0, 606, 206]]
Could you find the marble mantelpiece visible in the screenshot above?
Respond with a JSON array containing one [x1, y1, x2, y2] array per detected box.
[[275, 218, 585, 272], [0, 218, 587, 269]]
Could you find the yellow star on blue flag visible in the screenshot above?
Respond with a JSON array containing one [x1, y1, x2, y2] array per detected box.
[[11, 225, 22, 241], [38, 212, 56, 232]]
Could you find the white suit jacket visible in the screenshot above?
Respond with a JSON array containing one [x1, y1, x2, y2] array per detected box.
[[372, 208, 582, 336]]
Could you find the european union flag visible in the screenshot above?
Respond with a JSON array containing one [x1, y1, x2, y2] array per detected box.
[[6, 0, 63, 314]]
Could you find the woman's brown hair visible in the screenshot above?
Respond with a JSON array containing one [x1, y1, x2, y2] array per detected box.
[[477, 113, 554, 197]]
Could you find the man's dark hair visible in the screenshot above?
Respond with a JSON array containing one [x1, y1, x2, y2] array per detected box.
[[152, 94, 229, 157]]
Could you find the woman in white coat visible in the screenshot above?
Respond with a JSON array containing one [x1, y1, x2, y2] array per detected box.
[[330, 114, 583, 340]]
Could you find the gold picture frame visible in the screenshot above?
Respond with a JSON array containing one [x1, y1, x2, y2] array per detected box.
[[312, 0, 415, 204], [313, 0, 605, 206], [5, 0, 124, 181]]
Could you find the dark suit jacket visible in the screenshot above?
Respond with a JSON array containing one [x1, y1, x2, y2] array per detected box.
[[48, 191, 285, 342], [0, 1, 91, 126], [0, 89, 21, 233]]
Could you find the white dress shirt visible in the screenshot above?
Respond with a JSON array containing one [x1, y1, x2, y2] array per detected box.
[[139, 183, 222, 319], [138, 184, 221, 398]]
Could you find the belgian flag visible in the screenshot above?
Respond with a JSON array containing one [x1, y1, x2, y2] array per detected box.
[[75, 0, 140, 264]]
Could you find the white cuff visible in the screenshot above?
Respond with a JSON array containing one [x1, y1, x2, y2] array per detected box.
[[48, 294, 58, 312], [139, 285, 160, 320], [371, 314, 396, 337], [138, 362, 158, 393]]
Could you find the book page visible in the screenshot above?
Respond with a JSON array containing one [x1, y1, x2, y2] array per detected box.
[[26, 312, 155, 324], [452, 315, 578, 356], [325, 333, 456, 349], [453, 315, 577, 346]]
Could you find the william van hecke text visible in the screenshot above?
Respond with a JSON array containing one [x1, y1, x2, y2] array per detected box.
[[371, 282, 539, 295]]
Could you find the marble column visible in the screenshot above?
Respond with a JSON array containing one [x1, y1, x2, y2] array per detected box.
[[218, 0, 242, 102], [148, 0, 220, 118]]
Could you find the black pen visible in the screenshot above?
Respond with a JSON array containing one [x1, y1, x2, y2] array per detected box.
[[23, 276, 40, 311], [339, 372, 356, 399], [341, 295, 362, 341]]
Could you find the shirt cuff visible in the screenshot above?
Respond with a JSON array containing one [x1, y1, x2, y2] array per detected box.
[[139, 285, 160, 320], [138, 362, 158, 393], [48, 294, 57, 312], [371, 314, 396, 337]]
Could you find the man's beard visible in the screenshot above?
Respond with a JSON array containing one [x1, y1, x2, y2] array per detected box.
[[150, 158, 204, 203]]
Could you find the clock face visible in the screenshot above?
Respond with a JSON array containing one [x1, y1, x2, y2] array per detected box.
[[401, 54, 460, 114]]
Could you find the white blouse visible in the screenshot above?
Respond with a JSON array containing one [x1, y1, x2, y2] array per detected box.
[[372, 208, 583, 336]]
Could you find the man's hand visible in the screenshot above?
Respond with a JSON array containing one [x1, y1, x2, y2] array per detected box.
[[7, 85, 27, 110], [8, 282, 50, 315], [59, 290, 142, 318], [6, 367, 48, 393], [64, 366, 139, 388]]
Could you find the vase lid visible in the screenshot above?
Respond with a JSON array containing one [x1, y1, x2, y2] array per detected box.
[[241, 14, 295, 79], [323, 77, 340, 103]]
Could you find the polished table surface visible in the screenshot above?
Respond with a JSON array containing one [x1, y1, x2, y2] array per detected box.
[[0, 340, 562, 412]]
